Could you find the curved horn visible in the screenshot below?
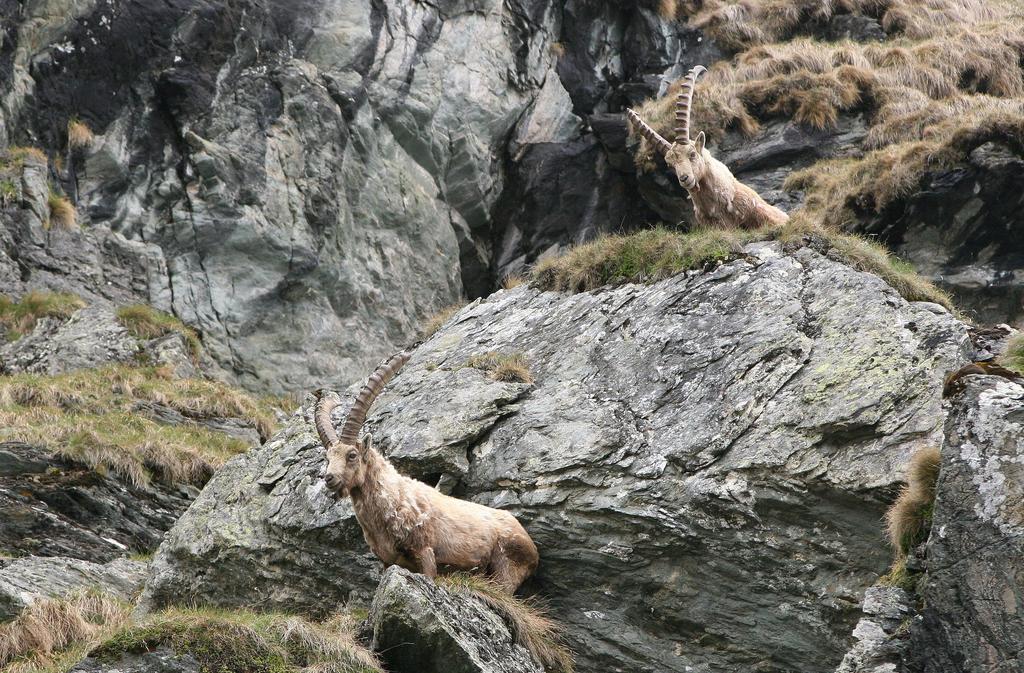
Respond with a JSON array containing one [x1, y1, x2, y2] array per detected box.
[[626, 108, 672, 156], [675, 65, 707, 143], [339, 349, 412, 444], [313, 390, 340, 449]]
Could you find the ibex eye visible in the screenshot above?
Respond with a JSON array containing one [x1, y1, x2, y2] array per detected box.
[[347, 451, 358, 461]]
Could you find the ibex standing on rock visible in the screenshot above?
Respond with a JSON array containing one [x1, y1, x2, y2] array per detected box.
[[627, 65, 789, 230], [312, 351, 539, 593]]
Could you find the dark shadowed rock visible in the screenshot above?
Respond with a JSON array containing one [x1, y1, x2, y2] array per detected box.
[[908, 375, 1024, 673], [140, 243, 972, 672], [0, 555, 146, 622], [855, 141, 1024, 326], [0, 442, 198, 562], [368, 567, 543, 673]]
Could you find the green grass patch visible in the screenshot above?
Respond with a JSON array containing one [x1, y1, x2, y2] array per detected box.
[[465, 352, 534, 384], [0, 291, 85, 341], [530, 221, 954, 310], [116, 304, 202, 359], [0, 365, 292, 487], [999, 333, 1024, 375], [94, 607, 381, 673], [438, 573, 573, 673]]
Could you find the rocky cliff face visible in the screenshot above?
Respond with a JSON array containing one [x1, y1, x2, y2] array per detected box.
[[140, 241, 974, 672], [0, 0, 724, 393]]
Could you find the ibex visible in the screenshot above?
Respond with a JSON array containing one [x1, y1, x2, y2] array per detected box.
[[627, 65, 789, 230], [313, 351, 539, 593]]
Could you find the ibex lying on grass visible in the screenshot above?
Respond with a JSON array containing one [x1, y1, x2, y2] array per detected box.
[[627, 65, 789, 230], [313, 351, 539, 593]]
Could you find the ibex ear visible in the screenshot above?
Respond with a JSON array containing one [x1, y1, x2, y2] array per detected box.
[[694, 131, 706, 154], [360, 434, 373, 455]]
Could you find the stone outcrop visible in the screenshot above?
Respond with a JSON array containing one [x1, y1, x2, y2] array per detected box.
[[0, 441, 199, 562], [368, 567, 543, 673], [0, 555, 146, 622], [140, 242, 972, 672], [908, 375, 1024, 673]]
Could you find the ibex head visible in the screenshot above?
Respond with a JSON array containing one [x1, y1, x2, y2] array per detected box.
[[314, 350, 411, 497], [627, 65, 708, 191]]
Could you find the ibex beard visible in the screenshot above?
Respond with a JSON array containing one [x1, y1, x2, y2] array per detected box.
[[314, 351, 539, 593]]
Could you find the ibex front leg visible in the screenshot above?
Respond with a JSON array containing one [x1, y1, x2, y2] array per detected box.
[[416, 547, 437, 580]]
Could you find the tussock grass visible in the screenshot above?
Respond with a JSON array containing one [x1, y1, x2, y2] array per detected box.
[[0, 146, 46, 169], [439, 574, 573, 673], [116, 304, 202, 359], [0, 591, 131, 673], [0, 291, 85, 341], [66, 119, 94, 150], [466, 352, 534, 384], [530, 221, 953, 309], [885, 446, 942, 558], [501, 274, 526, 290], [94, 607, 381, 673], [683, 0, 1003, 51], [0, 365, 290, 486], [532, 227, 753, 291], [420, 300, 468, 338], [45, 190, 76, 229], [999, 333, 1024, 376]]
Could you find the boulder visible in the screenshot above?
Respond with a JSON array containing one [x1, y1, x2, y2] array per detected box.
[[908, 375, 1024, 673], [71, 648, 200, 673], [368, 567, 543, 673], [140, 243, 972, 672], [0, 555, 147, 622]]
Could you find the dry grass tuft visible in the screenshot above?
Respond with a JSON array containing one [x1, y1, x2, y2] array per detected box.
[[0, 365, 290, 486], [885, 446, 942, 557], [0, 591, 131, 672], [2, 146, 47, 168], [46, 190, 76, 229], [466, 351, 534, 384], [0, 291, 85, 341], [420, 300, 469, 339], [66, 119, 94, 150], [94, 607, 381, 673], [501, 274, 526, 290], [439, 574, 574, 673], [999, 333, 1024, 376], [116, 304, 202, 359]]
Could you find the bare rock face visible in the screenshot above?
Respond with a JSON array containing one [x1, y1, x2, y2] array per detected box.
[[908, 375, 1024, 673], [140, 243, 972, 672], [367, 567, 543, 673], [0, 555, 147, 622], [0, 441, 199, 562], [834, 586, 913, 673]]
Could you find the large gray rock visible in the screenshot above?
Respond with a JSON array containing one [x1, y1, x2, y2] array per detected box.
[[0, 305, 139, 375], [0, 555, 147, 622], [141, 243, 972, 672], [368, 567, 543, 673], [908, 375, 1024, 673]]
